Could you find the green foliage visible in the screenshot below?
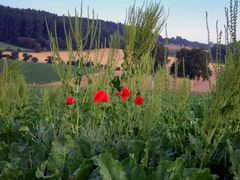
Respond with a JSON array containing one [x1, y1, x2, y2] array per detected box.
[[71, 159, 94, 180], [95, 152, 127, 180], [230, 149, 240, 179], [123, 1, 166, 73], [170, 48, 212, 80], [0, 60, 28, 118], [152, 158, 216, 180]]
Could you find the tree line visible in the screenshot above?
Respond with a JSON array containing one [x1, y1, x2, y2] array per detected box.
[[0, 5, 124, 51], [0, 5, 212, 52]]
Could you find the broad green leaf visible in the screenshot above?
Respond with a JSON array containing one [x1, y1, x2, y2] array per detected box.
[[78, 138, 94, 158], [35, 161, 60, 180], [121, 155, 146, 180], [230, 149, 240, 178], [190, 169, 216, 180], [129, 141, 145, 163], [0, 161, 24, 179], [152, 158, 185, 180], [95, 152, 127, 180], [65, 143, 85, 173], [170, 157, 185, 179], [71, 159, 94, 180], [48, 135, 76, 171], [152, 160, 174, 180]]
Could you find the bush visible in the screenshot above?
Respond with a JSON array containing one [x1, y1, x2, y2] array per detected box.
[[22, 53, 31, 61], [17, 37, 40, 50], [11, 51, 19, 60], [170, 48, 212, 80], [31, 57, 38, 62], [45, 56, 53, 64]]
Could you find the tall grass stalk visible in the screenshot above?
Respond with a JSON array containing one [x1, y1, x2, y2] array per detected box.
[[0, 61, 28, 119]]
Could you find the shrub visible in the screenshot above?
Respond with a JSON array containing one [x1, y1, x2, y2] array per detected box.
[[31, 57, 38, 62], [11, 51, 19, 60], [45, 56, 53, 64], [17, 37, 40, 50], [22, 53, 31, 61]]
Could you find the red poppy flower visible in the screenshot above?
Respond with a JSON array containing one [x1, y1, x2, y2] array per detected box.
[[66, 96, 75, 105], [94, 90, 109, 104], [134, 96, 144, 106], [116, 86, 131, 102], [122, 86, 131, 97]]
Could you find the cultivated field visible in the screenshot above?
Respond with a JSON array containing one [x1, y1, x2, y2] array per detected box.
[[6, 48, 214, 94]]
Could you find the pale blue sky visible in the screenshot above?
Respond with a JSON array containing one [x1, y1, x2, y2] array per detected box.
[[0, 0, 232, 43]]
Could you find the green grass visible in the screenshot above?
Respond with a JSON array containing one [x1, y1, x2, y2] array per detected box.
[[0, 41, 33, 52]]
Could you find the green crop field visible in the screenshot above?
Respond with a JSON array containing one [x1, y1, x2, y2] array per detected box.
[[0, 60, 59, 84], [0, 60, 98, 84], [0, 41, 33, 52]]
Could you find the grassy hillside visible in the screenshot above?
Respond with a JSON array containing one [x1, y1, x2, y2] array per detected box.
[[0, 41, 33, 52]]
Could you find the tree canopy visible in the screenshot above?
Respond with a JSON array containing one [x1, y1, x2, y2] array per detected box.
[[170, 48, 212, 80]]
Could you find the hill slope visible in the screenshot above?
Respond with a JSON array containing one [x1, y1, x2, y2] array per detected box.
[[0, 5, 207, 51]]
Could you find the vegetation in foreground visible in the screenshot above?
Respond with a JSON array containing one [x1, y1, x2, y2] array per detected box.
[[0, 1, 240, 179]]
